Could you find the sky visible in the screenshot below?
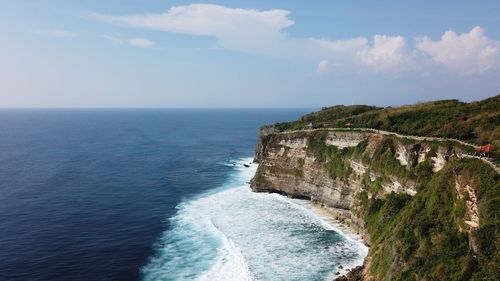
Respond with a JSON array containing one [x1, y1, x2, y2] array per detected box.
[[1, 0, 499, 108]]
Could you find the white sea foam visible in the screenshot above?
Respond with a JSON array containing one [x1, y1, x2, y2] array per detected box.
[[197, 232, 253, 281], [141, 157, 367, 281]]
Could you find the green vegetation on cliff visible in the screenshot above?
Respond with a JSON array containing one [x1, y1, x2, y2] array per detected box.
[[305, 131, 355, 181], [358, 159, 499, 281], [269, 95, 500, 148]]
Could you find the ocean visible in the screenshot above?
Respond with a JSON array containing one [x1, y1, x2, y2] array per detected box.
[[0, 109, 367, 281]]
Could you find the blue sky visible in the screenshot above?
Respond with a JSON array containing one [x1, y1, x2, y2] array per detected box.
[[1, 0, 499, 108]]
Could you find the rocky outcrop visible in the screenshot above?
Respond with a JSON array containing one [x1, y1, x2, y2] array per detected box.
[[253, 130, 363, 216], [251, 128, 460, 216], [395, 142, 452, 173], [250, 127, 487, 280], [455, 175, 480, 230], [324, 131, 371, 148], [334, 266, 365, 281]]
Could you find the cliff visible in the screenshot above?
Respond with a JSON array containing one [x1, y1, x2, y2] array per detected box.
[[251, 124, 499, 280], [271, 95, 500, 149]]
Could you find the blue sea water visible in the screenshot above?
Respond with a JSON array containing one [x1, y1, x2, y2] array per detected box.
[[0, 109, 367, 281]]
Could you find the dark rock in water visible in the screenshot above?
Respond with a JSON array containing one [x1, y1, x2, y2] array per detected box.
[[339, 265, 343, 269], [243, 164, 250, 168], [334, 266, 364, 281], [335, 272, 340, 275]]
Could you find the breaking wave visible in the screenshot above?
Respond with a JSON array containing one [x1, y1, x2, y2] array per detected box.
[[141, 158, 367, 281]]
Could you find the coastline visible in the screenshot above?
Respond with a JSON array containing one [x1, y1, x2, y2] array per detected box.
[[144, 157, 367, 280], [278, 195, 369, 279], [306, 202, 370, 280], [307, 202, 367, 245]]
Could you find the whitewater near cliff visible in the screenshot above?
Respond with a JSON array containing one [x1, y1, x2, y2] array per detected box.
[[141, 158, 367, 281]]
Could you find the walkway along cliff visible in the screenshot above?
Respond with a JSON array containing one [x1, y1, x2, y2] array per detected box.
[[250, 126, 499, 281]]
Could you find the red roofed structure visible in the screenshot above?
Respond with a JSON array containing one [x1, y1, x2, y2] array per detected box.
[[478, 144, 493, 153], [476, 144, 494, 157]]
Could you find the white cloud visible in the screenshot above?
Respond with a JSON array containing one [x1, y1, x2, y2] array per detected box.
[[416, 26, 499, 75], [316, 60, 330, 75], [95, 4, 499, 75], [95, 3, 293, 54], [128, 38, 155, 48], [39, 29, 78, 38], [357, 35, 414, 72], [100, 35, 155, 48]]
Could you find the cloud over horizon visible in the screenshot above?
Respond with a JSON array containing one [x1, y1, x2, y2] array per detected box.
[[128, 38, 155, 48], [95, 4, 499, 77], [95, 4, 293, 54], [357, 35, 415, 72], [416, 26, 499, 75]]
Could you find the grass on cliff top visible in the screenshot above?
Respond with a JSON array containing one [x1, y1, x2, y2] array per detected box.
[[359, 158, 499, 281], [266, 95, 500, 148]]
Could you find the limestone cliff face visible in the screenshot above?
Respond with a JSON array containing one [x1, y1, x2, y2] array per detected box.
[[253, 129, 451, 199], [252, 130, 364, 229], [254, 132, 358, 209], [250, 127, 500, 281], [251, 128, 463, 244]]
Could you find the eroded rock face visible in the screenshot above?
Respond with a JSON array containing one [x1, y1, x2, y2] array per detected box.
[[251, 127, 493, 281], [251, 129, 464, 243], [382, 176, 417, 196], [324, 131, 371, 149], [431, 148, 450, 172], [255, 132, 353, 205], [253, 130, 422, 202], [254, 133, 355, 209], [252, 130, 426, 240], [395, 143, 451, 173], [455, 176, 480, 230]]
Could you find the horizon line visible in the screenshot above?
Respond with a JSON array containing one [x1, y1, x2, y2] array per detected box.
[[0, 107, 319, 110]]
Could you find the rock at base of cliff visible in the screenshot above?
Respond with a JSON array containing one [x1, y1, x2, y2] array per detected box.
[[334, 266, 364, 281]]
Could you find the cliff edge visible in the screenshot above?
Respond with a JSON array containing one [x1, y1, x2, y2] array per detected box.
[[250, 98, 499, 281]]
